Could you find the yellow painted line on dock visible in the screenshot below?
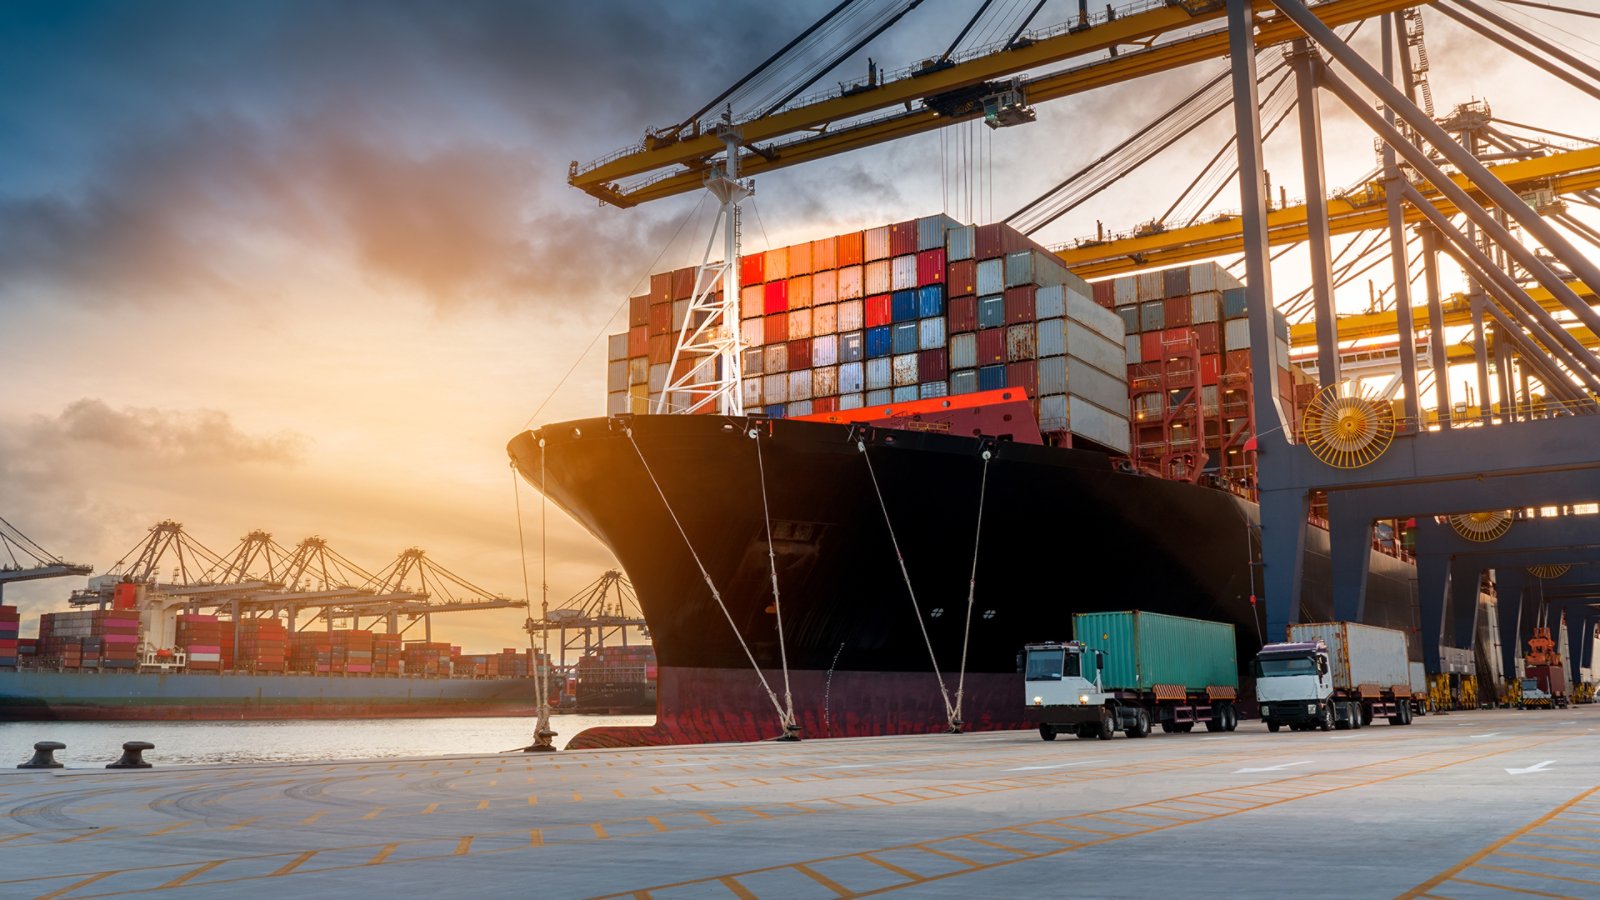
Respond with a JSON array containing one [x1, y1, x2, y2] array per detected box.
[[1449, 876, 1572, 897], [529, 829, 543, 848], [223, 817, 262, 831], [476, 800, 490, 811], [54, 829, 110, 844], [527, 795, 538, 806], [145, 822, 194, 837], [299, 812, 324, 826], [570, 792, 583, 802], [362, 807, 384, 820], [454, 836, 474, 856], [156, 860, 224, 890], [644, 816, 667, 832], [1401, 786, 1600, 899], [717, 875, 758, 899], [591, 824, 608, 839], [794, 863, 851, 895], [420, 803, 439, 815], [367, 844, 398, 865], [270, 850, 318, 877], [1480, 863, 1600, 888], [35, 870, 114, 900]]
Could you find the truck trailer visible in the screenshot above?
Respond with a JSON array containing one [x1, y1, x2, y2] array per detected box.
[[1024, 611, 1239, 740], [1255, 622, 1415, 732]]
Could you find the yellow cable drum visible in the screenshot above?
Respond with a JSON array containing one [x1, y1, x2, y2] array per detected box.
[[1300, 382, 1396, 468]]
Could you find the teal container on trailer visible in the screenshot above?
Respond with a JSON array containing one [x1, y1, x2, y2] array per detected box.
[[1072, 611, 1238, 692]]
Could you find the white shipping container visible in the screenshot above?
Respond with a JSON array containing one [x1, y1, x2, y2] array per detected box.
[[918, 213, 959, 251], [1225, 317, 1252, 349], [946, 224, 976, 261], [1069, 395, 1132, 454], [892, 352, 919, 386], [672, 299, 689, 332], [1039, 393, 1069, 432], [919, 316, 946, 350], [1287, 622, 1412, 691], [891, 254, 918, 290], [788, 399, 814, 417], [866, 357, 892, 390], [607, 333, 628, 361], [813, 334, 838, 367], [950, 369, 977, 395], [840, 392, 865, 410], [1275, 337, 1290, 370], [741, 377, 763, 408], [866, 388, 892, 406], [837, 299, 864, 332], [1038, 356, 1068, 395], [1188, 263, 1217, 294], [788, 370, 812, 401], [607, 360, 628, 392], [649, 363, 668, 393], [1035, 284, 1065, 320], [839, 361, 865, 393], [1066, 327, 1127, 378], [742, 318, 765, 348], [976, 258, 1005, 295], [607, 391, 629, 416], [1004, 250, 1033, 288], [865, 259, 891, 295], [1037, 318, 1067, 357], [1066, 357, 1130, 413], [1124, 335, 1143, 364], [1136, 272, 1164, 301], [1066, 291, 1125, 343], [813, 303, 837, 335], [1031, 252, 1070, 288], [838, 265, 864, 300], [892, 385, 919, 403], [764, 373, 789, 404], [950, 332, 977, 369], [629, 358, 648, 385], [1113, 277, 1138, 307], [919, 381, 948, 399], [864, 226, 891, 261], [1191, 291, 1222, 324]]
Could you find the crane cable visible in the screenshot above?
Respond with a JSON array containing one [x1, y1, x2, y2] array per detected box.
[[951, 448, 994, 732], [627, 428, 794, 733], [857, 438, 959, 730], [751, 425, 800, 737]]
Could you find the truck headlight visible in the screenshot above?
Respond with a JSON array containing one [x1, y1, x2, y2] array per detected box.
[[1079, 694, 1090, 704], [1306, 703, 1316, 714], [1032, 696, 1042, 706]]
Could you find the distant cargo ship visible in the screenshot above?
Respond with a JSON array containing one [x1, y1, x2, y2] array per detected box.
[[507, 217, 1423, 749]]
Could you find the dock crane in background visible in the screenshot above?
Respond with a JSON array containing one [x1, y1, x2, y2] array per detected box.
[[524, 569, 647, 673], [0, 516, 92, 603]]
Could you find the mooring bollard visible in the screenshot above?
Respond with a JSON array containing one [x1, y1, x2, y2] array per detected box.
[[18, 741, 65, 769], [106, 741, 154, 769]]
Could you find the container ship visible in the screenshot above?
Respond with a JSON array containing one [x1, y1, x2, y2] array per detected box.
[[574, 644, 658, 714], [508, 215, 1424, 749], [0, 603, 550, 720]]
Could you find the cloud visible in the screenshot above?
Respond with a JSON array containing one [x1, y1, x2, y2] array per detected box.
[[16, 398, 307, 468]]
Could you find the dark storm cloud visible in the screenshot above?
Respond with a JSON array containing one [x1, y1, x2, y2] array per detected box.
[[0, 0, 821, 310]]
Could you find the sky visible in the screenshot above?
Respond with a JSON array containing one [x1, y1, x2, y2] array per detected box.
[[2, 0, 1597, 648]]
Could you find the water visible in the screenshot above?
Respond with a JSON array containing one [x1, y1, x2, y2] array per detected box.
[[0, 714, 655, 767]]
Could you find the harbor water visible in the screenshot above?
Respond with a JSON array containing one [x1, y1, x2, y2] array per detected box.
[[0, 714, 655, 766]]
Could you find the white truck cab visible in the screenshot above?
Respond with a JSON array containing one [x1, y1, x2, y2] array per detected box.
[[1023, 641, 1122, 740], [1255, 640, 1341, 732]]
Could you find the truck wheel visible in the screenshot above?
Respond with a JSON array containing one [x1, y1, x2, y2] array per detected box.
[[1204, 714, 1223, 733], [1039, 723, 1057, 741], [1076, 724, 1096, 740], [1097, 709, 1116, 740], [1400, 701, 1413, 725], [1129, 708, 1150, 738], [1360, 705, 1373, 727], [1319, 705, 1335, 732], [1160, 721, 1174, 734], [1350, 704, 1362, 729], [1223, 704, 1238, 732]]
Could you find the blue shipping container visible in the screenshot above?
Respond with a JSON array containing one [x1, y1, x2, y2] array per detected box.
[[917, 284, 945, 318], [1223, 287, 1248, 319], [866, 325, 892, 358], [764, 404, 786, 419], [978, 364, 1007, 391], [891, 289, 919, 323], [892, 385, 919, 402], [978, 295, 1005, 329], [891, 321, 919, 354]]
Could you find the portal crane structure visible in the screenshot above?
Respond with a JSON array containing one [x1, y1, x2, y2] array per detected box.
[[523, 569, 647, 672], [0, 516, 92, 603]]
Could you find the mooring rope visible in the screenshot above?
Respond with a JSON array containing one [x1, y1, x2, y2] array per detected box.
[[627, 428, 792, 730], [952, 448, 993, 730], [857, 438, 958, 729], [752, 426, 799, 734]]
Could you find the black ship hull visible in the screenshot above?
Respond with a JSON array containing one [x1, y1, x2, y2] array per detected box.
[[508, 414, 1417, 747]]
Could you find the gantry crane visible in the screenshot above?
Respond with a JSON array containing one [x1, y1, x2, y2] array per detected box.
[[0, 517, 92, 603]]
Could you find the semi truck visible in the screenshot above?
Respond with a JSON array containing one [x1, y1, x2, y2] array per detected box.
[[1255, 622, 1415, 732], [1023, 611, 1239, 741]]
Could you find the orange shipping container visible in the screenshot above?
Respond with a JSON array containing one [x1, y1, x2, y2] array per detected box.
[[788, 308, 813, 340], [836, 231, 864, 267], [787, 242, 812, 276], [811, 269, 837, 305], [764, 247, 789, 281], [788, 274, 813, 308], [812, 236, 837, 271]]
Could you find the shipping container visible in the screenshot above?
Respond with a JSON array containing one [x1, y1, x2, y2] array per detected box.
[[949, 295, 978, 332], [1163, 296, 1191, 328], [890, 220, 917, 257], [866, 294, 892, 327], [788, 308, 813, 340], [1193, 322, 1220, 355], [607, 359, 628, 392], [1162, 267, 1191, 298], [1066, 357, 1130, 412], [840, 330, 865, 362], [1093, 280, 1114, 308], [1124, 335, 1143, 365], [1224, 317, 1252, 350], [764, 314, 788, 345], [1005, 286, 1036, 324], [951, 369, 978, 394], [947, 259, 977, 297], [841, 391, 865, 409], [812, 236, 837, 272], [764, 343, 788, 374], [1222, 287, 1248, 319], [865, 259, 892, 295], [813, 303, 838, 335], [649, 302, 671, 335], [741, 377, 763, 408], [866, 325, 892, 358], [788, 274, 813, 308], [764, 280, 789, 315], [840, 361, 865, 393], [630, 295, 649, 328], [788, 241, 812, 276], [917, 284, 944, 318], [892, 321, 919, 354], [946, 224, 976, 261], [1189, 263, 1217, 294], [892, 352, 920, 386], [919, 347, 948, 382], [919, 316, 946, 350], [1038, 393, 1068, 431], [788, 370, 812, 401], [606, 391, 628, 416], [917, 214, 958, 251], [977, 328, 1006, 365], [867, 357, 892, 390], [892, 385, 919, 402], [1287, 622, 1412, 691], [650, 272, 672, 304], [891, 254, 918, 291], [977, 295, 1005, 329], [765, 247, 789, 282], [629, 357, 649, 385], [1006, 323, 1037, 362], [1139, 301, 1165, 333], [919, 381, 949, 399], [838, 265, 864, 300], [838, 299, 864, 332], [813, 333, 838, 366], [1064, 328, 1126, 379], [789, 337, 813, 369], [976, 258, 1005, 295], [1136, 271, 1164, 301], [864, 225, 891, 261], [837, 231, 864, 267], [978, 364, 1007, 391], [789, 399, 814, 417], [1073, 611, 1238, 692], [741, 318, 764, 348], [1140, 331, 1163, 362], [1117, 307, 1139, 335], [917, 249, 946, 286], [950, 332, 978, 370], [1070, 395, 1132, 453], [1038, 356, 1068, 396], [741, 284, 764, 319], [1067, 291, 1125, 344], [1007, 360, 1038, 393], [607, 332, 628, 362], [1191, 291, 1221, 324], [812, 269, 838, 306], [1113, 277, 1137, 307], [891, 289, 918, 323], [763, 374, 788, 404], [1035, 284, 1065, 320]]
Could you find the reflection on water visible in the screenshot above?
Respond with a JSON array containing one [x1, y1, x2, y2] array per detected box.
[[0, 714, 655, 766]]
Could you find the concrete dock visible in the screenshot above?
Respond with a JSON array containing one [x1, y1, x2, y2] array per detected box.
[[2, 708, 1598, 898]]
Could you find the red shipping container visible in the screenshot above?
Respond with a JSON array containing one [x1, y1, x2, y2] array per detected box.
[[915, 250, 944, 287], [1201, 354, 1222, 385], [948, 295, 978, 333], [1004, 286, 1036, 324], [1141, 331, 1164, 362], [1193, 322, 1220, 354], [837, 231, 864, 267], [1007, 360, 1038, 392], [813, 396, 839, 414], [764, 280, 789, 315], [865, 294, 892, 328], [740, 254, 765, 285], [812, 236, 837, 272], [650, 272, 672, 304], [1164, 296, 1192, 327], [789, 337, 813, 369], [112, 583, 137, 610], [671, 267, 696, 301], [648, 334, 673, 365], [1163, 327, 1192, 350], [919, 348, 949, 382], [947, 258, 977, 297], [977, 328, 1006, 365], [649, 302, 671, 336], [890, 220, 917, 257], [1225, 348, 1253, 373], [1093, 280, 1115, 307], [764, 315, 789, 345], [629, 295, 649, 328], [975, 223, 1025, 259], [628, 325, 648, 358]]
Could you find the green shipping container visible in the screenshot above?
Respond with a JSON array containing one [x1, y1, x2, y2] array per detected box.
[[1072, 611, 1238, 692]]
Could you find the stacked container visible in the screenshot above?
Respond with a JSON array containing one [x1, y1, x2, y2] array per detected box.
[[176, 614, 223, 671], [608, 215, 1132, 454], [39, 610, 140, 669], [236, 619, 287, 672], [403, 641, 453, 676], [375, 633, 403, 675], [0, 605, 18, 667], [290, 632, 333, 673]]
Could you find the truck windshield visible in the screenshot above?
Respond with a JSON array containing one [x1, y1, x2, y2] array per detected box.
[[1025, 649, 1079, 681], [1255, 656, 1316, 677]]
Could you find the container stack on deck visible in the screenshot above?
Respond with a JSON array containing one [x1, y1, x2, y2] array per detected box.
[[609, 215, 1131, 454], [575, 644, 658, 712], [176, 614, 223, 671], [236, 619, 287, 672], [38, 610, 139, 669], [0, 606, 19, 667], [403, 641, 453, 675]]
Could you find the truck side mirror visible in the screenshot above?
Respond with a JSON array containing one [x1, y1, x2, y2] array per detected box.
[[1097, 651, 1105, 671], [1015, 652, 1023, 673], [1317, 656, 1328, 675]]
